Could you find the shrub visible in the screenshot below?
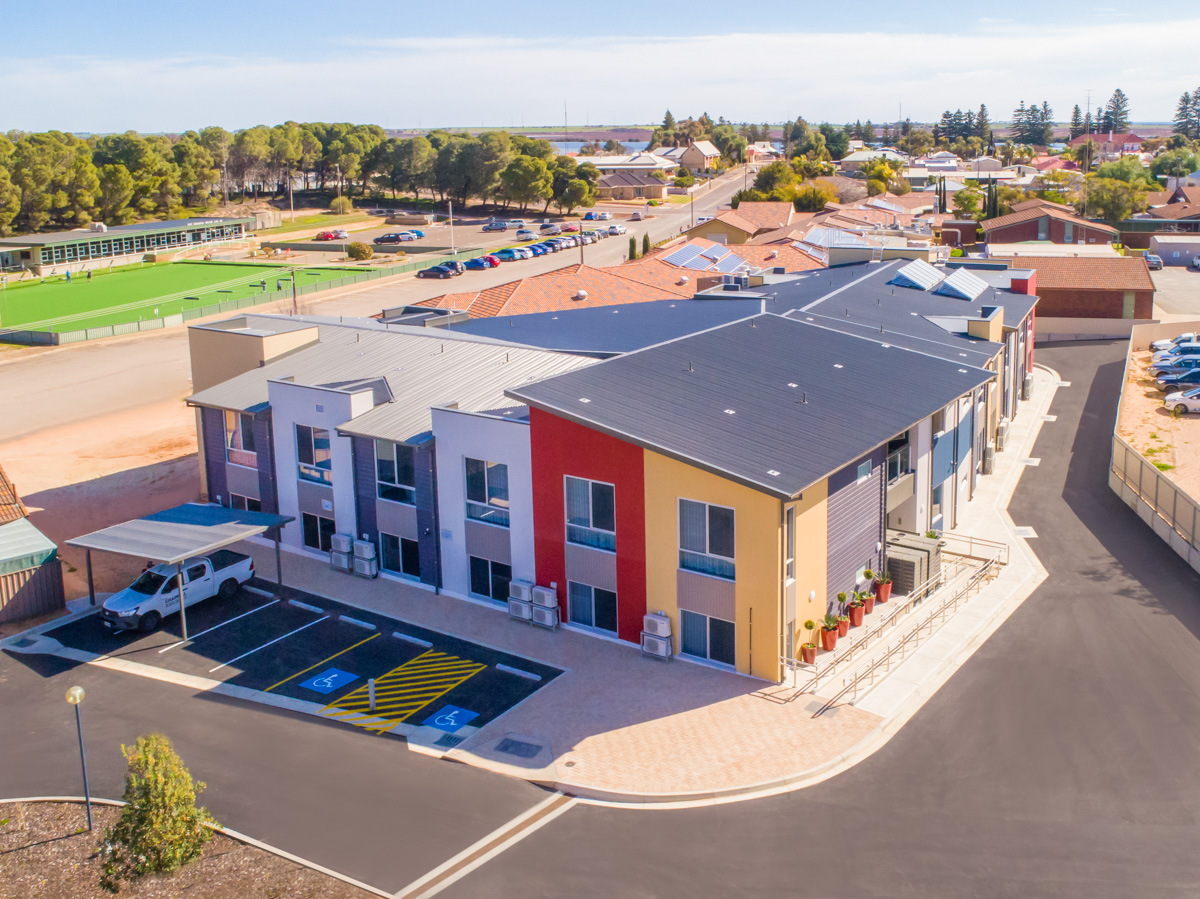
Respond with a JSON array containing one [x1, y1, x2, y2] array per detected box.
[[330, 196, 353, 215], [99, 734, 215, 893], [950, 248, 964, 257], [642, 233, 651, 255], [347, 241, 373, 261], [628, 235, 637, 260]]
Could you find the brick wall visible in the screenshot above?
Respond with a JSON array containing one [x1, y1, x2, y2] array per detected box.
[[1035, 288, 1154, 319]]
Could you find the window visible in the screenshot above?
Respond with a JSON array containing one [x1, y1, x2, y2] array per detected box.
[[186, 564, 207, 581], [296, 425, 332, 485], [680, 609, 736, 666], [856, 460, 871, 484], [679, 499, 735, 580], [567, 582, 618, 634], [931, 485, 944, 522], [469, 556, 512, 602], [565, 476, 616, 551], [932, 407, 946, 434], [465, 458, 509, 527], [302, 512, 335, 552], [380, 533, 421, 578], [225, 411, 257, 466], [376, 439, 415, 504], [785, 507, 795, 581], [228, 493, 262, 513], [1064, 223, 1073, 242]]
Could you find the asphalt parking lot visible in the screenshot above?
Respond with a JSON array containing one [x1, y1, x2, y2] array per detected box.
[[45, 580, 561, 740]]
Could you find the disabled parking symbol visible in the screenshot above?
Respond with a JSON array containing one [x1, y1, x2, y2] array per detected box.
[[421, 705, 479, 733], [299, 667, 358, 695]]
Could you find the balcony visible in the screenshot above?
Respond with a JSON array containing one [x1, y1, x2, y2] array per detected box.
[[227, 448, 257, 468], [567, 524, 616, 552], [467, 501, 509, 528]]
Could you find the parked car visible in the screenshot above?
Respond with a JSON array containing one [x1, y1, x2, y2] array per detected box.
[[407, 229, 425, 238], [514, 247, 534, 259], [609, 224, 627, 235], [507, 220, 527, 229], [483, 221, 508, 232], [597, 211, 613, 221], [1148, 356, 1200, 378], [630, 212, 644, 221], [1150, 332, 1199, 352], [592, 228, 609, 239], [540, 224, 562, 235], [1152, 342, 1200, 364], [583, 212, 598, 221], [1164, 386, 1200, 415], [580, 232, 597, 244], [527, 244, 546, 256], [314, 230, 337, 241], [493, 248, 521, 261], [483, 254, 501, 266], [332, 229, 349, 239], [1157, 369, 1200, 392], [561, 223, 579, 232], [516, 229, 538, 241], [101, 550, 255, 633], [464, 256, 495, 270], [417, 264, 457, 278], [697, 215, 715, 223], [443, 261, 466, 274], [540, 241, 561, 253], [373, 233, 403, 244], [1192, 256, 1200, 270], [1146, 254, 1164, 270]]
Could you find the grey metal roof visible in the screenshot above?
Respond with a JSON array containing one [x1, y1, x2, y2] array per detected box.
[[508, 314, 993, 498], [187, 320, 595, 442], [66, 502, 292, 565], [0, 217, 254, 248]]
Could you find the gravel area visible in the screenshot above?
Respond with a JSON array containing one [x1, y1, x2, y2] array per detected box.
[[0, 802, 373, 898]]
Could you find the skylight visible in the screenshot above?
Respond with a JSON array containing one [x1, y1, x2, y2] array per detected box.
[[936, 268, 990, 301], [889, 259, 944, 291]]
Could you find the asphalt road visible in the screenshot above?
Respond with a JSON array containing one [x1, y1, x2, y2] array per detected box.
[[1151, 266, 1200, 316], [4, 341, 1200, 897]]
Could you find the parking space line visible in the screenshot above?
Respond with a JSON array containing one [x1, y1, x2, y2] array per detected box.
[[323, 650, 485, 732], [209, 616, 330, 673], [157, 600, 280, 653], [264, 632, 381, 692]]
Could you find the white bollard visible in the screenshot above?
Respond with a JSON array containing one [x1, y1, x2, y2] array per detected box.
[[368, 678, 376, 713]]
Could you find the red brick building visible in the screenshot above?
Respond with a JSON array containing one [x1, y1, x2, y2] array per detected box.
[[980, 206, 1118, 245], [994, 255, 1155, 319]]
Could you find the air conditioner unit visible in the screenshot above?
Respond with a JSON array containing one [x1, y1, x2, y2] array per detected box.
[[643, 613, 672, 638], [353, 539, 376, 560], [352, 556, 378, 579], [996, 420, 1009, 452], [1022, 373, 1033, 401], [331, 533, 353, 554], [641, 632, 672, 660], [531, 585, 557, 608], [507, 598, 533, 621], [983, 445, 995, 475], [509, 580, 533, 603], [330, 550, 352, 572], [531, 605, 559, 630]]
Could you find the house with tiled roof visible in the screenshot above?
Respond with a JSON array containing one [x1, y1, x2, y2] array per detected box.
[[683, 201, 803, 245], [1146, 202, 1200, 222], [584, 152, 679, 176], [980, 205, 1117, 245], [595, 172, 669, 201], [1067, 132, 1147, 161], [991, 254, 1155, 319], [1010, 198, 1074, 215], [415, 264, 691, 318]]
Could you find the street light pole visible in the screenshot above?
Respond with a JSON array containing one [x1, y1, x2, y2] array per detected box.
[[65, 686, 92, 831], [448, 200, 456, 255]]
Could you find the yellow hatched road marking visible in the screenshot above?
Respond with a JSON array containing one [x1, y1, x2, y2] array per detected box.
[[322, 650, 486, 733]]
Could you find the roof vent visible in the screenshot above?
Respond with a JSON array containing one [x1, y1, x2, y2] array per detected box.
[[769, 250, 778, 259], [573, 289, 588, 301]]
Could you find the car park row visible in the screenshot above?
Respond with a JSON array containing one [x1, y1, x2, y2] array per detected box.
[[416, 227, 623, 278], [1148, 329, 1200, 412]]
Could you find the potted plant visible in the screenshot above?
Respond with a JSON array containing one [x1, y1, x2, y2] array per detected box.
[[836, 613, 849, 637], [800, 620, 817, 664], [861, 570, 877, 614], [847, 594, 865, 627], [875, 570, 893, 603], [820, 613, 839, 651]]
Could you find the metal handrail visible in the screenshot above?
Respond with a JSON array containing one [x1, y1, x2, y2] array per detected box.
[[815, 553, 1002, 714], [938, 531, 1010, 565]]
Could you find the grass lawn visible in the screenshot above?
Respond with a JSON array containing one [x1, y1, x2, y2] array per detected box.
[[255, 212, 375, 237], [0, 261, 347, 332]]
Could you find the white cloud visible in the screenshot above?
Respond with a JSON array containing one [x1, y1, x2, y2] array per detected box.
[[2, 19, 1197, 132]]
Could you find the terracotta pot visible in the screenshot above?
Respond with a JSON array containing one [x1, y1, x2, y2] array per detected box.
[[821, 628, 838, 652], [862, 591, 876, 614], [836, 617, 849, 637], [875, 582, 893, 603], [800, 643, 816, 665], [848, 605, 864, 627]]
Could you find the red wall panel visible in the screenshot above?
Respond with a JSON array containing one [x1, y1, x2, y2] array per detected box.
[[529, 407, 647, 643]]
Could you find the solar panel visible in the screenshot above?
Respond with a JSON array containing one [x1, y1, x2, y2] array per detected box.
[[889, 259, 944, 291], [683, 256, 714, 270], [713, 253, 746, 273], [663, 244, 704, 267], [935, 267, 989, 301], [869, 199, 905, 213], [701, 245, 727, 261]]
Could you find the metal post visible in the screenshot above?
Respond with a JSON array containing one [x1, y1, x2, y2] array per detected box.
[[176, 562, 188, 641], [74, 702, 92, 831], [448, 200, 455, 255], [275, 535, 284, 596], [85, 550, 95, 606], [368, 678, 376, 713]]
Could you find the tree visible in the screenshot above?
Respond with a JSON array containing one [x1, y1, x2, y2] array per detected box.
[[1174, 90, 1199, 140], [793, 180, 837, 211], [97, 164, 136, 225], [1101, 89, 1131, 133], [628, 235, 637, 260], [1095, 155, 1155, 188], [975, 104, 992, 145], [952, 187, 984, 219], [1083, 176, 1147, 221], [642, 233, 651, 255], [99, 734, 215, 893], [753, 160, 796, 194], [347, 241, 373, 260], [1151, 148, 1200, 181], [556, 178, 591, 214], [1075, 138, 1098, 172], [330, 196, 352, 214], [662, 110, 676, 134], [1069, 105, 1086, 140], [498, 155, 552, 211]]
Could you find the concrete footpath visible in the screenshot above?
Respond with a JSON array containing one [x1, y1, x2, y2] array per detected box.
[[9, 369, 1058, 807]]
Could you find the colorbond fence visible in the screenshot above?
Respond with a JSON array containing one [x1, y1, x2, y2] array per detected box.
[[0, 248, 482, 346], [1109, 320, 1200, 575]]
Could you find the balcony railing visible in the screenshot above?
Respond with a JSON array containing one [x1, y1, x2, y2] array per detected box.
[[227, 448, 257, 468], [298, 463, 332, 485], [467, 502, 509, 528], [886, 445, 910, 484], [567, 524, 616, 552], [679, 550, 735, 580]]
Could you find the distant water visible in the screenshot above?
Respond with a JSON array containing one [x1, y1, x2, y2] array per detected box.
[[552, 141, 650, 153]]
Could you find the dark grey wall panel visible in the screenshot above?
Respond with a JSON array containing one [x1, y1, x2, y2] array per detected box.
[[202, 408, 227, 505], [352, 437, 378, 544], [414, 441, 441, 587], [826, 447, 884, 607], [253, 412, 278, 517]]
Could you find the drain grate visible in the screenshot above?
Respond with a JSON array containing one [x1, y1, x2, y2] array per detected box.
[[495, 738, 542, 759], [11, 637, 35, 648], [1012, 526, 1038, 538], [434, 733, 465, 749]]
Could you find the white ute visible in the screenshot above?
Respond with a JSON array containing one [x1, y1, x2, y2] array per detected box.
[[101, 549, 255, 633]]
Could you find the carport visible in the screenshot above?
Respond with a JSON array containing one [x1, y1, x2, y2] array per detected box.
[[67, 503, 293, 639]]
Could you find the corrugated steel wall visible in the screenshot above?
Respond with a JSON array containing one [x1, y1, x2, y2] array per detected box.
[[826, 448, 885, 607], [202, 408, 227, 504], [414, 443, 441, 587], [352, 437, 378, 544], [253, 411, 278, 517], [0, 559, 65, 623]]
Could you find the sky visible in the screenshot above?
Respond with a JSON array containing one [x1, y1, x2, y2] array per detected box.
[[4, 0, 1200, 133]]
